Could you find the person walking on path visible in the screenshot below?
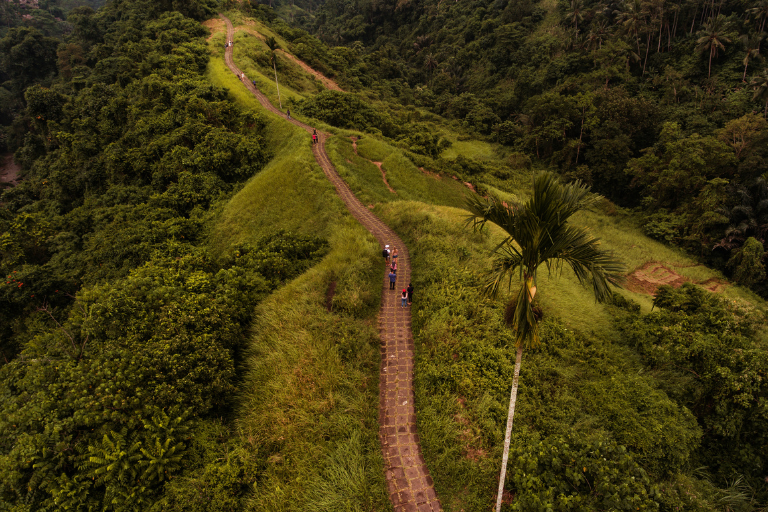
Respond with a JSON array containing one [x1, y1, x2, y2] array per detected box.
[[392, 248, 398, 263], [401, 289, 408, 307], [389, 270, 397, 290], [407, 283, 414, 305], [390, 260, 397, 273], [383, 245, 390, 264], [312, 129, 318, 145], [287, 108, 291, 119]]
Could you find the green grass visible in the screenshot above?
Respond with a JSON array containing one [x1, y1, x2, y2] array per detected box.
[[205, 57, 344, 252], [440, 138, 498, 161], [238, 222, 391, 512], [325, 135, 471, 208], [374, 201, 711, 511], [203, 30, 392, 511]]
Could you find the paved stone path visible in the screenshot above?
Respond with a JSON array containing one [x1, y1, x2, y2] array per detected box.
[[221, 15, 442, 512]]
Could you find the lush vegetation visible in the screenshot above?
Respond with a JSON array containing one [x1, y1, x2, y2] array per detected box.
[[378, 201, 767, 511], [3, 0, 768, 511], [274, 0, 768, 298]]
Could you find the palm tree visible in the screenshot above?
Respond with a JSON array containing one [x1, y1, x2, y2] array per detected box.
[[266, 36, 283, 109], [424, 53, 438, 86], [465, 172, 625, 512], [696, 15, 731, 78], [741, 33, 764, 81], [569, 0, 585, 31], [752, 69, 768, 118], [749, 0, 768, 33]]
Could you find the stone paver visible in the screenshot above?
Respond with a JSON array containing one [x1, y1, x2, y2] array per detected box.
[[220, 15, 441, 512]]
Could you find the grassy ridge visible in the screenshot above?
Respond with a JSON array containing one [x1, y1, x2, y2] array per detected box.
[[239, 222, 390, 512], [206, 56, 342, 252], [204, 22, 392, 511]]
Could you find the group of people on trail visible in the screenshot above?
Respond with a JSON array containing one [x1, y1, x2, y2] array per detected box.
[[225, 41, 234, 48], [384, 244, 413, 307]]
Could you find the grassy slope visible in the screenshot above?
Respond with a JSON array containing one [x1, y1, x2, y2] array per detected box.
[[205, 20, 391, 512], [206, 11, 767, 512]]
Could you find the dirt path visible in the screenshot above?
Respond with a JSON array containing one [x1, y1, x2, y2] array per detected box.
[[222, 14, 441, 512]]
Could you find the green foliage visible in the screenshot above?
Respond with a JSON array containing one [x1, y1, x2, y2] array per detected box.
[[465, 171, 625, 346], [728, 237, 767, 286], [296, 90, 397, 136], [616, 283, 768, 488], [0, 233, 327, 511], [508, 433, 660, 511]]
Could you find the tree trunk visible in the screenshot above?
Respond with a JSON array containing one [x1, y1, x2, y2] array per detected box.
[[494, 343, 524, 512], [273, 59, 282, 109]]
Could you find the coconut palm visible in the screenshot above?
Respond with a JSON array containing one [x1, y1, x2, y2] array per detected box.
[[752, 68, 768, 118], [749, 0, 768, 33], [569, 0, 585, 31], [696, 15, 732, 78], [465, 171, 625, 512], [740, 33, 764, 81]]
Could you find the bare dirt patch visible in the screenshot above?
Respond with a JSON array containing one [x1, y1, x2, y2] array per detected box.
[[350, 136, 358, 155], [0, 154, 20, 186], [202, 18, 225, 41], [625, 261, 729, 295]]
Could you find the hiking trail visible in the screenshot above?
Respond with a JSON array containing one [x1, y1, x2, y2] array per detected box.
[[221, 14, 442, 512]]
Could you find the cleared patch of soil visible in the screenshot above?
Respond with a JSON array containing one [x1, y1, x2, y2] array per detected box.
[[350, 136, 358, 154], [202, 18, 225, 41], [0, 154, 20, 186], [625, 261, 729, 295]]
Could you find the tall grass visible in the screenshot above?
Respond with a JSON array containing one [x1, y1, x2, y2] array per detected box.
[[375, 201, 708, 511], [239, 223, 391, 512], [203, 22, 392, 511], [325, 135, 470, 208]]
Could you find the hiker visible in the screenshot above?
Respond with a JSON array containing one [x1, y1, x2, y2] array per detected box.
[[287, 108, 291, 119], [392, 248, 398, 263], [401, 289, 408, 308], [407, 283, 414, 305], [389, 270, 397, 290], [382, 245, 390, 264], [312, 129, 318, 144], [390, 261, 397, 273]]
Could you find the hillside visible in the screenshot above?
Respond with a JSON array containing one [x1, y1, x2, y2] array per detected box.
[[0, 1, 767, 512]]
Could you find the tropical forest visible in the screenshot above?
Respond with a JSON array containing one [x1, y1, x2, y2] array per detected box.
[[0, 0, 767, 510]]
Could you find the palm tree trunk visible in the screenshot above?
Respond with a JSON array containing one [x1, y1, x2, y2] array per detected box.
[[494, 343, 524, 512], [273, 59, 282, 109], [708, 47, 713, 78]]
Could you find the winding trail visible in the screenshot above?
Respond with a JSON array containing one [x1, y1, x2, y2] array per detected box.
[[221, 15, 442, 512]]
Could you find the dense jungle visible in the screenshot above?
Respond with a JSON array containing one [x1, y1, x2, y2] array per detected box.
[[1, 0, 767, 510]]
